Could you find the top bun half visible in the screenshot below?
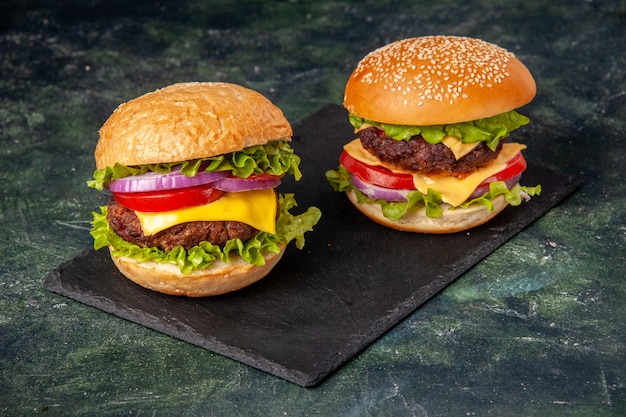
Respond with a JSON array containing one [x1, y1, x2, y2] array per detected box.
[[95, 82, 293, 169], [344, 36, 536, 126]]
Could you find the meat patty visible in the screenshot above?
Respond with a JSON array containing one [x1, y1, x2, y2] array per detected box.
[[358, 127, 502, 175], [106, 197, 259, 251]]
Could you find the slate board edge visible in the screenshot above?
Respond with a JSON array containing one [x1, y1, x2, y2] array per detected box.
[[45, 261, 315, 386]]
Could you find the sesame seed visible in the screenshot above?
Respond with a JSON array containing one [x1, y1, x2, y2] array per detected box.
[[353, 36, 515, 106]]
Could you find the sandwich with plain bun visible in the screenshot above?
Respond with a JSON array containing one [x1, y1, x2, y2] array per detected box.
[[327, 36, 541, 233], [88, 82, 321, 296]]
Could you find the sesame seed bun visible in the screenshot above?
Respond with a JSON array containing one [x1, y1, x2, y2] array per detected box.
[[95, 82, 293, 170], [338, 36, 537, 234], [344, 36, 536, 125]]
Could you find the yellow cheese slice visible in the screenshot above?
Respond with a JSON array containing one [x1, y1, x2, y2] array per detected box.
[[343, 139, 526, 207], [354, 122, 374, 132], [440, 136, 480, 160], [354, 124, 479, 160], [135, 188, 277, 236]]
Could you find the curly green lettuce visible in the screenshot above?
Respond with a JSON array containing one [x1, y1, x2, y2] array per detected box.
[[90, 193, 321, 274], [349, 110, 530, 151], [326, 165, 540, 220], [88, 140, 301, 191]]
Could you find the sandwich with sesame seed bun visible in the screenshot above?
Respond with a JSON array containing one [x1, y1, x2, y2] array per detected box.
[[326, 36, 541, 233]]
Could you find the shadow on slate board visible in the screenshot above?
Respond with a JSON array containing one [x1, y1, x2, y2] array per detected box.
[[46, 104, 582, 387]]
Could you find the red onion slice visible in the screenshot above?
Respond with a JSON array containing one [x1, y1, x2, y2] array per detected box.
[[212, 177, 282, 192], [108, 167, 229, 193], [469, 174, 521, 199], [350, 174, 411, 202]]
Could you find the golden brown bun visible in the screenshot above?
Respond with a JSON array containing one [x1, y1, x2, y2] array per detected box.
[[95, 82, 293, 169], [344, 36, 536, 125], [109, 245, 286, 297], [346, 190, 508, 233]]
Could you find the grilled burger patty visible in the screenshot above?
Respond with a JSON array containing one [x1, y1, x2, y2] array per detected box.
[[106, 197, 259, 251], [358, 126, 502, 176]]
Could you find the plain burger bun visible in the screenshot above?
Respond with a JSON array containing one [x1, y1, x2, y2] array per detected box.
[[95, 82, 295, 296], [95, 82, 293, 170], [346, 190, 509, 234], [110, 246, 286, 297], [344, 36, 536, 125]]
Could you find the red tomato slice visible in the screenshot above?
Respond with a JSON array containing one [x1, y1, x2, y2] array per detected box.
[[112, 183, 226, 212], [476, 151, 527, 187], [340, 150, 527, 190], [339, 151, 415, 189]]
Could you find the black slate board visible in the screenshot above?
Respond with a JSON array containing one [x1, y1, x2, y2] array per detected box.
[[45, 104, 582, 387]]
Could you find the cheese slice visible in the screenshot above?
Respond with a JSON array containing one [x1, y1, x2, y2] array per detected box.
[[440, 136, 480, 160], [354, 124, 479, 160], [354, 122, 374, 132], [343, 139, 526, 207], [135, 188, 277, 236]]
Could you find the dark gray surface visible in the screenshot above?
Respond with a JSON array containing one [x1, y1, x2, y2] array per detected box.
[[45, 104, 581, 387], [3, 1, 625, 415]]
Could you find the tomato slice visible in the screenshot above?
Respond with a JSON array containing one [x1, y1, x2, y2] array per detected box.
[[112, 183, 226, 212], [476, 151, 527, 187], [340, 150, 527, 191], [339, 151, 415, 189]]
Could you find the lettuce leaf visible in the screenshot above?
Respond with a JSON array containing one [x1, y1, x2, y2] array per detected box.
[[326, 165, 540, 220], [88, 140, 302, 191], [348, 110, 530, 151], [90, 193, 321, 274]]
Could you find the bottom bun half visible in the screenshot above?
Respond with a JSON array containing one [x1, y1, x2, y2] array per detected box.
[[109, 245, 286, 297], [346, 190, 508, 234]]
